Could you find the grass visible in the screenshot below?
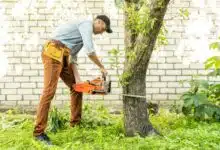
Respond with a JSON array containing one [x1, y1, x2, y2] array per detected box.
[[0, 104, 220, 150]]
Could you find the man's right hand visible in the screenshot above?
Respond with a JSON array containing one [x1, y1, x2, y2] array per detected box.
[[100, 67, 108, 78]]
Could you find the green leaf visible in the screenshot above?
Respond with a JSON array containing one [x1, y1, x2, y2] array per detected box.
[[195, 80, 209, 89], [192, 93, 208, 107], [207, 70, 220, 76], [183, 96, 194, 107], [209, 42, 220, 50], [205, 56, 220, 70], [179, 8, 189, 19]]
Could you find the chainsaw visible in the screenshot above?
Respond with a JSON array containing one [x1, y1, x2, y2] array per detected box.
[[73, 76, 111, 95]]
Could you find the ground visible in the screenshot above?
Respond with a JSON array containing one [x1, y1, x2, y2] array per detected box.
[[0, 105, 220, 150]]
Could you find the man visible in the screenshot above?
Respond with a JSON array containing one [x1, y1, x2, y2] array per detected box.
[[33, 15, 113, 144]]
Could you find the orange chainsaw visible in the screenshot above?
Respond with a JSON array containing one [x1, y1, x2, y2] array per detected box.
[[73, 76, 111, 95]]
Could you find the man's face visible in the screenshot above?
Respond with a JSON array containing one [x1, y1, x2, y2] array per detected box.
[[93, 19, 107, 34]]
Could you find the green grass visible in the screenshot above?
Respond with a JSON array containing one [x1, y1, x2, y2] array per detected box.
[[0, 106, 220, 150]]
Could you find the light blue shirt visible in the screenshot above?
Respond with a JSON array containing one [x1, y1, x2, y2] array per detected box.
[[51, 19, 95, 63]]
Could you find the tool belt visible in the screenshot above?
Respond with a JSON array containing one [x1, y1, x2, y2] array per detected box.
[[43, 39, 70, 63]]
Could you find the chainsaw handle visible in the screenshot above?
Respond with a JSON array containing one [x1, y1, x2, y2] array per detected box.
[[102, 74, 106, 81]]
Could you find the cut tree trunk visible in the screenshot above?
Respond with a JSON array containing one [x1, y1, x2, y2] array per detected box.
[[123, 0, 170, 137]]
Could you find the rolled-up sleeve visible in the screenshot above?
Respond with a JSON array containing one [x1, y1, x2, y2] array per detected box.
[[78, 21, 96, 55]]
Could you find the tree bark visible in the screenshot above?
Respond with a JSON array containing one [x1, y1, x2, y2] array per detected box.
[[123, 0, 170, 137]]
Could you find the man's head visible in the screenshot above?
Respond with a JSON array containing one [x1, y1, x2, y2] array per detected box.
[[93, 15, 113, 34]]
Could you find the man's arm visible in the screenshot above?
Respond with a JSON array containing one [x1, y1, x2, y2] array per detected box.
[[78, 21, 107, 77], [88, 52, 108, 77]]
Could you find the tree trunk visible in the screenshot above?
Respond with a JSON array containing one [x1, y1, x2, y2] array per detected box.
[[123, 0, 170, 137]]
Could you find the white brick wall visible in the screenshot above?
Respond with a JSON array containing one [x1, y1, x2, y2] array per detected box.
[[0, 0, 220, 107]]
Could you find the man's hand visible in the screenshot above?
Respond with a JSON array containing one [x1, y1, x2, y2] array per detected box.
[[100, 67, 108, 78]]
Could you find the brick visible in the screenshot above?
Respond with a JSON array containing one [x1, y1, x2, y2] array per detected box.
[[145, 94, 152, 100], [146, 76, 159, 81], [166, 57, 182, 63], [94, 2, 103, 7], [111, 88, 122, 94], [30, 64, 43, 69], [46, 27, 53, 33], [5, 83, 20, 88], [190, 63, 205, 69], [1, 101, 17, 106], [182, 82, 190, 88], [18, 101, 30, 105], [0, 83, 4, 88], [103, 95, 120, 100], [150, 70, 165, 75], [0, 77, 13, 82], [22, 58, 31, 63], [14, 51, 29, 57], [31, 100, 39, 106], [23, 95, 39, 100], [8, 58, 20, 63], [37, 21, 54, 26], [86, 2, 94, 8], [17, 89, 33, 94], [176, 88, 189, 94], [150, 57, 166, 63], [182, 70, 197, 75], [87, 95, 104, 100], [158, 64, 173, 69], [23, 70, 38, 76], [161, 76, 176, 81], [168, 94, 181, 100], [89, 8, 102, 13], [118, 33, 124, 38], [7, 95, 22, 101], [55, 89, 62, 94], [177, 76, 192, 81], [146, 88, 159, 94], [160, 88, 175, 94], [166, 70, 181, 75], [5, 52, 13, 57], [103, 45, 115, 50], [198, 70, 209, 75], [158, 51, 174, 57], [0, 95, 6, 101], [152, 82, 167, 87], [168, 82, 182, 87], [174, 62, 186, 69], [1, 89, 17, 94], [21, 83, 36, 88], [14, 77, 29, 82], [30, 15, 46, 20], [148, 64, 157, 69], [152, 94, 168, 100], [112, 27, 124, 33], [111, 39, 124, 45], [55, 95, 69, 101], [33, 89, 42, 94], [195, 76, 208, 80], [37, 83, 43, 88], [38, 70, 43, 76]]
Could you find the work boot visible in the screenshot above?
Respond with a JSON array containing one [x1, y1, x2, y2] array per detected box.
[[35, 133, 52, 145]]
